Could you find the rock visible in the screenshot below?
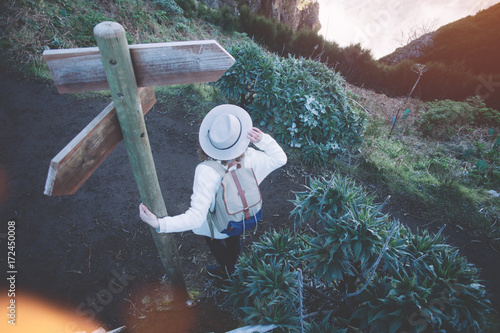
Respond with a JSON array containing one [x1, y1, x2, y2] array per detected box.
[[488, 190, 500, 198], [201, 0, 321, 32], [297, 0, 321, 32], [379, 32, 435, 65]]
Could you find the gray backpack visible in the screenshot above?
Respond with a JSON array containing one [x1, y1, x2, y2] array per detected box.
[[203, 160, 262, 237]]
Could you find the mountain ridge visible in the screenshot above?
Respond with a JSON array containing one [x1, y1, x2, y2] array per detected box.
[[380, 2, 500, 74]]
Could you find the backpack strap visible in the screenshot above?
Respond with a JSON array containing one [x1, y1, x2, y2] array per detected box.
[[229, 169, 251, 220], [227, 160, 241, 170], [203, 160, 226, 177], [202, 160, 227, 239]]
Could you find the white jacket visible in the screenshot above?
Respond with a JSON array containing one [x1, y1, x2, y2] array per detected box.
[[156, 133, 287, 238]]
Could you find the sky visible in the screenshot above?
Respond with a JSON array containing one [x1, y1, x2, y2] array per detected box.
[[317, 0, 500, 59]]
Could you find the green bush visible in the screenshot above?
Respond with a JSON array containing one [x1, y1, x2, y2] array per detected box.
[[226, 174, 493, 331], [419, 99, 475, 139], [467, 96, 500, 127], [463, 134, 500, 188], [218, 5, 239, 32], [352, 230, 492, 333], [252, 15, 277, 47], [216, 42, 366, 166], [291, 175, 373, 225], [419, 98, 500, 140], [153, 0, 184, 16], [275, 22, 293, 55], [289, 29, 325, 59], [173, 0, 196, 17], [225, 230, 302, 330], [238, 4, 252, 32]]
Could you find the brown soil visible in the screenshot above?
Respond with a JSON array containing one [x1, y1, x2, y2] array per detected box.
[[0, 68, 498, 332]]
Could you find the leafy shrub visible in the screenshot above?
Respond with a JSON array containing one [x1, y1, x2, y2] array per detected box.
[[289, 29, 325, 59], [227, 174, 493, 331], [225, 230, 302, 330], [419, 98, 500, 139], [419, 99, 475, 139], [216, 42, 366, 166], [467, 96, 500, 127], [353, 229, 492, 333], [462, 133, 500, 188], [305, 315, 347, 333], [218, 5, 239, 31], [252, 15, 277, 47], [173, 0, 196, 18], [291, 175, 373, 225], [238, 4, 252, 32], [275, 22, 293, 55], [153, 0, 184, 16]]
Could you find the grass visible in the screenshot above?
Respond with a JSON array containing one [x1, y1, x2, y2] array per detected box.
[[153, 83, 228, 124], [0, 0, 244, 73], [339, 84, 500, 242]]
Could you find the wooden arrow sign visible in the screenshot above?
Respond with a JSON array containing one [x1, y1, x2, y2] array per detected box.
[[44, 86, 155, 196], [43, 40, 235, 94]]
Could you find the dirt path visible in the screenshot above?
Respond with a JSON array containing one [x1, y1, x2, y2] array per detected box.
[[0, 68, 498, 331]]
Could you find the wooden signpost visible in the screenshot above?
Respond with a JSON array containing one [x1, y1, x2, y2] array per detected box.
[[43, 21, 235, 299], [44, 86, 156, 196]]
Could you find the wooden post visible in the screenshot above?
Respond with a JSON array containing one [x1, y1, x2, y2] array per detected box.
[[94, 22, 187, 298]]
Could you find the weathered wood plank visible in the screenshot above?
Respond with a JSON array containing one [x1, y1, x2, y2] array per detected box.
[[43, 40, 235, 93], [44, 86, 156, 196]]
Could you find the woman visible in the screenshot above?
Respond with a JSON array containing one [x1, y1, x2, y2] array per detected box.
[[139, 104, 287, 278]]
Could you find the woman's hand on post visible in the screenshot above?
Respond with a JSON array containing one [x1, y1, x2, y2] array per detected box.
[[139, 203, 159, 229], [248, 127, 263, 143]]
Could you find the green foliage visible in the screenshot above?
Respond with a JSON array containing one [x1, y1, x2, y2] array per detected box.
[[68, 11, 113, 46], [304, 313, 347, 333], [153, 0, 184, 16], [194, 4, 239, 31], [227, 174, 493, 331], [289, 29, 324, 59], [251, 229, 303, 266], [173, 0, 196, 18], [154, 83, 226, 120], [461, 133, 500, 188], [419, 99, 475, 139], [467, 96, 500, 127], [360, 129, 499, 229], [216, 42, 366, 166], [275, 22, 293, 55], [304, 205, 386, 285], [252, 15, 277, 47], [291, 175, 373, 225], [217, 5, 239, 32], [225, 230, 302, 330], [353, 232, 492, 333], [419, 98, 500, 140]]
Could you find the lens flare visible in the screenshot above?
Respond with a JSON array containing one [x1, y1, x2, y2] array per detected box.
[[1, 291, 103, 333]]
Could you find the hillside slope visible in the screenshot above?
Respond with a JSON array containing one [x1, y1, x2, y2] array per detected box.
[[381, 2, 500, 74]]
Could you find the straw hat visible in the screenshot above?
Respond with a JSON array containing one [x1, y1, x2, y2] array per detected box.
[[199, 104, 253, 160]]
